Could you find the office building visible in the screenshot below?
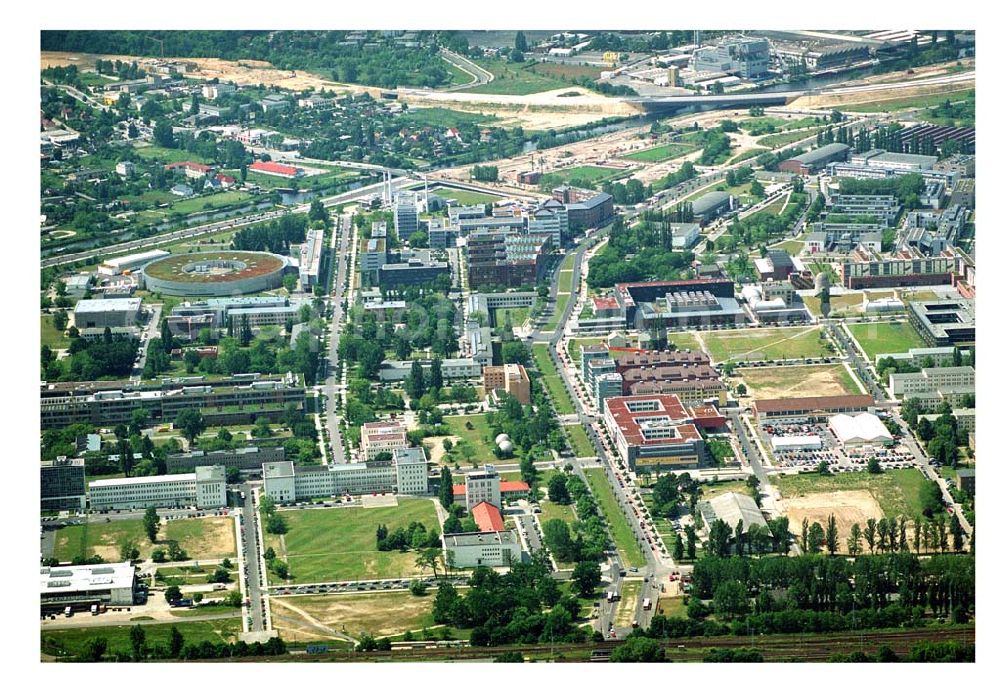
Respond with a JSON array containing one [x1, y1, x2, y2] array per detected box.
[[691, 192, 737, 223], [670, 222, 701, 249], [908, 299, 975, 346], [428, 220, 460, 248], [920, 408, 975, 435], [393, 191, 420, 242], [166, 446, 286, 474], [261, 448, 428, 503], [602, 394, 726, 471], [951, 178, 975, 210], [593, 372, 624, 413], [379, 257, 450, 289], [165, 297, 304, 339], [41, 457, 86, 512], [88, 465, 226, 510], [459, 465, 501, 510], [874, 346, 966, 369], [483, 363, 531, 405], [72, 298, 141, 330], [614, 278, 736, 327], [378, 358, 481, 383], [298, 229, 325, 291], [466, 321, 493, 367], [840, 245, 959, 289], [888, 366, 975, 402], [360, 420, 408, 459], [443, 530, 523, 568], [452, 476, 530, 508], [466, 233, 553, 289], [634, 289, 746, 331], [41, 563, 137, 611]]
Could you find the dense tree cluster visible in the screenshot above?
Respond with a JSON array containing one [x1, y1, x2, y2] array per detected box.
[[588, 215, 695, 287], [42, 332, 139, 382], [232, 214, 308, 254], [838, 174, 926, 208], [375, 521, 440, 552]]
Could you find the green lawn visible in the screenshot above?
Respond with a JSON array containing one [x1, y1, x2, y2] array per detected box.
[[265, 499, 440, 583], [622, 143, 695, 163], [669, 332, 703, 353], [565, 424, 598, 458], [53, 517, 236, 563], [727, 148, 768, 165], [433, 188, 499, 205], [558, 268, 575, 294], [543, 165, 627, 188], [701, 326, 834, 362], [739, 363, 864, 399], [583, 469, 645, 569], [771, 239, 805, 256], [543, 293, 570, 331], [847, 321, 927, 360], [775, 468, 928, 519], [41, 619, 242, 659], [803, 291, 896, 318], [538, 498, 579, 570], [835, 89, 975, 114], [41, 314, 70, 349], [494, 307, 530, 328], [757, 128, 823, 149], [531, 343, 575, 415], [135, 146, 214, 165], [465, 59, 572, 95], [808, 261, 841, 285], [442, 414, 511, 466], [402, 107, 496, 128], [165, 190, 257, 216]]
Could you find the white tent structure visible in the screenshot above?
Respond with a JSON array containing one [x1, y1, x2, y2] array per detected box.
[[829, 413, 893, 448]]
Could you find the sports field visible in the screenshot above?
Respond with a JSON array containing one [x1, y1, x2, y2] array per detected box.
[[265, 499, 440, 583], [582, 469, 644, 569], [701, 326, 834, 362], [41, 619, 242, 659], [847, 321, 927, 359], [53, 517, 236, 563], [621, 143, 695, 163], [531, 343, 575, 415], [738, 363, 864, 400], [270, 591, 436, 641]]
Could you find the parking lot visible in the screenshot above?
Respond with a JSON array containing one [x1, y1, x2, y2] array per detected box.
[[761, 419, 915, 473]]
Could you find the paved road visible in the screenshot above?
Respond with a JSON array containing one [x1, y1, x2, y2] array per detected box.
[[320, 211, 354, 464], [237, 484, 268, 634], [438, 48, 494, 90]]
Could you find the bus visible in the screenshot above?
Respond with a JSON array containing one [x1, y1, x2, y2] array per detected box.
[[642, 598, 652, 611]]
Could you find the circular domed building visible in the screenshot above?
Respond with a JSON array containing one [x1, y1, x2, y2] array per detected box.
[[143, 251, 290, 297], [498, 439, 514, 455], [495, 433, 510, 446]]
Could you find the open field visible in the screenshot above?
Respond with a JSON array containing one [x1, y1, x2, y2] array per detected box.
[[41, 619, 243, 659], [669, 332, 703, 353], [432, 187, 500, 205], [494, 307, 529, 328], [271, 591, 436, 642], [41, 314, 70, 349], [265, 499, 440, 583], [531, 343, 575, 415], [558, 268, 575, 293], [465, 59, 577, 95], [757, 127, 822, 149], [804, 290, 895, 317], [583, 469, 644, 569], [771, 239, 805, 257], [776, 468, 926, 520], [442, 414, 511, 466], [833, 89, 976, 113], [847, 321, 927, 359], [402, 107, 497, 128], [53, 517, 236, 563], [613, 579, 643, 629], [656, 596, 687, 619], [621, 143, 695, 163], [738, 363, 863, 400], [701, 326, 834, 362], [565, 424, 598, 458], [135, 145, 214, 165], [543, 165, 627, 188], [783, 489, 884, 552]]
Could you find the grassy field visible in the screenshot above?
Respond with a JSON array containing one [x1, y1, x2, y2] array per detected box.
[[727, 148, 768, 165], [41, 314, 70, 349], [808, 261, 841, 285], [531, 343, 575, 415], [543, 293, 570, 332], [775, 468, 927, 519], [41, 619, 242, 659], [583, 469, 645, 569], [771, 239, 806, 256], [701, 326, 834, 362], [271, 591, 436, 641], [402, 107, 496, 128], [543, 165, 626, 188], [494, 307, 530, 328], [433, 187, 500, 205], [613, 579, 643, 629], [135, 146, 214, 165], [669, 332, 703, 353], [847, 321, 927, 359], [738, 363, 864, 400], [565, 423, 598, 458], [265, 499, 440, 583], [465, 59, 573, 95], [442, 414, 510, 466], [538, 498, 579, 569], [558, 268, 575, 293], [757, 128, 822, 149], [622, 143, 695, 163], [834, 89, 976, 114], [164, 190, 257, 216], [803, 291, 895, 318], [53, 517, 236, 563]]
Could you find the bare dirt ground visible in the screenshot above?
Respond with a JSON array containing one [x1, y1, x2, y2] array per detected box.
[[422, 435, 460, 465], [737, 364, 858, 401], [784, 490, 884, 552], [795, 64, 975, 109], [271, 592, 433, 640]]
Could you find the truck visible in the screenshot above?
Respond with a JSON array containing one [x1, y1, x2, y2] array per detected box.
[[64, 606, 73, 617], [606, 591, 615, 604], [90, 604, 99, 615], [642, 598, 652, 611]]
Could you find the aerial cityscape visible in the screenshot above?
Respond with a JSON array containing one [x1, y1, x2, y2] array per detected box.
[[38, 28, 976, 663]]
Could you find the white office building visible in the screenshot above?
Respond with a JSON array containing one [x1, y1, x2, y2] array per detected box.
[[72, 298, 142, 330], [88, 465, 227, 510], [463, 465, 501, 510], [444, 531, 522, 568], [41, 562, 137, 609]]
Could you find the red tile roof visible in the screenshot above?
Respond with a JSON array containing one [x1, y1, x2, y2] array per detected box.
[[452, 480, 530, 497], [471, 501, 504, 532], [165, 161, 213, 172], [593, 297, 621, 310], [604, 394, 703, 448], [753, 395, 875, 414], [248, 161, 299, 176]]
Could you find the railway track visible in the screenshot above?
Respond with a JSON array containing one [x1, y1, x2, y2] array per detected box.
[[220, 625, 974, 663]]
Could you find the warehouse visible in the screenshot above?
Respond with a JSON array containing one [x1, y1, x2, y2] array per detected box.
[[753, 394, 875, 423], [72, 298, 142, 330], [98, 249, 170, 276], [771, 435, 824, 452], [778, 143, 850, 175], [697, 492, 769, 548], [829, 413, 893, 448], [691, 191, 737, 224], [41, 562, 138, 612]]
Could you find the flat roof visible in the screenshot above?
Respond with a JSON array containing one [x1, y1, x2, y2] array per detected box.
[[89, 472, 196, 488], [74, 298, 142, 313], [41, 562, 135, 595], [755, 394, 874, 413]]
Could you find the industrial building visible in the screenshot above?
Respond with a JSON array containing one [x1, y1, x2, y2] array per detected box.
[[691, 192, 737, 223], [753, 394, 875, 423], [88, 465, 227, 510], [602, 394, 726, 471], [97, 250, 170, 276], [41, 457, 87, 512], [771, 435, 823, 452], [697, 493, 769, 548], [261, 448, 428, 503], [72, 298, 142, 330], [41, 563, 138, 611], [778, 143, 850, 175], [691, 38, 770, 78]]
